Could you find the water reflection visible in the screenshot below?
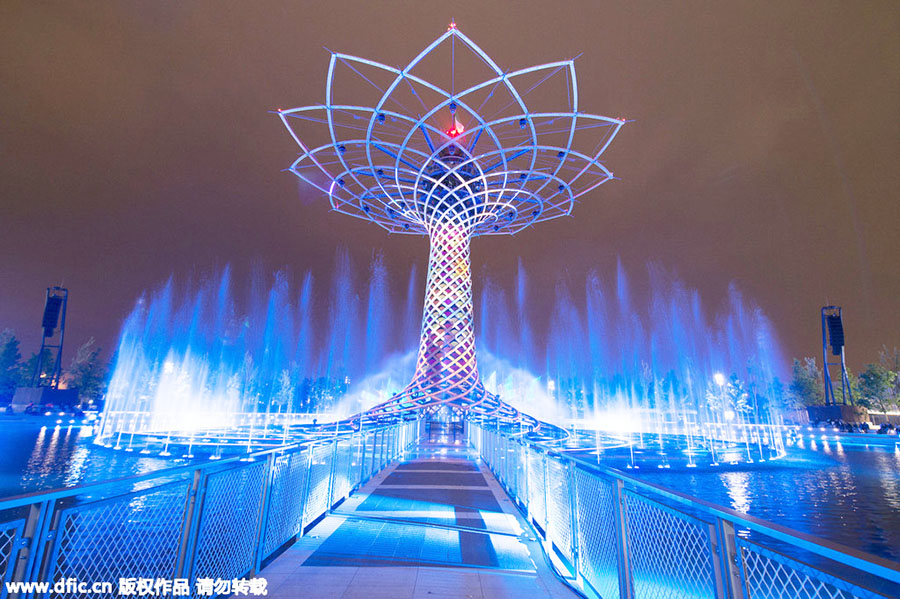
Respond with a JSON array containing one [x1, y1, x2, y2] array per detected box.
[[3, 420, 900, 563], [722, 471, 751, 513], [637, 440, 900, 561], [63, 445, 90, 487], [1, 422, 176, 498]]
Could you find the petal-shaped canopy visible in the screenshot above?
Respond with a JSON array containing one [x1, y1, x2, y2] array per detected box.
[[280, 27, 624, 237]]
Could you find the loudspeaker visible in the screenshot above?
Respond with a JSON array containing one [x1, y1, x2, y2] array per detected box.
[[826, 314, 844, 356], [42, 296, 63, 337]]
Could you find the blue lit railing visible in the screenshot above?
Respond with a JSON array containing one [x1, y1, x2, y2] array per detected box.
[[468, 421, 900, 599], [0, 419, 421, 599]]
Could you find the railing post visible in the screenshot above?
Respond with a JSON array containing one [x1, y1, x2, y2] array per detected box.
[[32, 506, 62, 596], [176, 468, 206, 581], [522, 444, 530, 521], [14, 499, 54, 599], [299, 448, 313, 535], [343, 436, 354, 497], [355, 431, 365, 491], [369, 430, 377, 477], [612, 478, 633, 599], [566, 460, 581, 583], [360, 431, 369, 485], [373, 429, 380, 472], [542, 452, 550, 537], [714, 517, 745, 599], [326, 440, 338, 510], [252, 452, 277, 574]]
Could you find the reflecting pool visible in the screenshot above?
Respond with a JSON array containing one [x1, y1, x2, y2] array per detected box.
[[630, 434, 900, 561], [2, 419, 897, 563]]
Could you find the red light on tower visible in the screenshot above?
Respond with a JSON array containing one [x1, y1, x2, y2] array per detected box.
[[447, 117, 465, 137]]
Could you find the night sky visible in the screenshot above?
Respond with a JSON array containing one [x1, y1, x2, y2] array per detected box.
[[1, 1, 898, 373]]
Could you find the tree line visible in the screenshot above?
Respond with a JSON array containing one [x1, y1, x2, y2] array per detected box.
[[0, 329, 108, 407], [4, 323, 899, 417], [789, 346, 900, 414]]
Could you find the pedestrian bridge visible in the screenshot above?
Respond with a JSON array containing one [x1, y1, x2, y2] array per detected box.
[[1, 420, 898, 599]]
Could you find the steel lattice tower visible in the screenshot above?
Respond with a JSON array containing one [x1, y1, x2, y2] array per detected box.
[[279, 24, 624, 424]]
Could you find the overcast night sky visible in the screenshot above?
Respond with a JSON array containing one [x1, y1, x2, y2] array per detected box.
[[1, 1, 898, 374]]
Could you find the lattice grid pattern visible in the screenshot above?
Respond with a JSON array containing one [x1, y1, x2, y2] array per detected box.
[[389, 427, 398, 460], [280, 27, 622, 424], [739, 539, 886, 599], [304, 443, 335, 524], [500, 435, 512, 487], [574, 468, 621, 599], [50, 482, 189, 599], [472, 425, 899, 599], [0, 422, 418, 599], [261, 449, 309, 559], [376, 431, 386, 470], [526, 448, 547, 529], [350, 433, 364, 489], [625, 490, 717, 599], [491, 432, 500, 476], [513, 441, 527, 502], [362, 431, 374, 480], [545, 458, 575, 564], [331, 440, 354, 502], [0, 519, 24, 597], [191, 462, 266, 597], [385, 427, 394, 464]]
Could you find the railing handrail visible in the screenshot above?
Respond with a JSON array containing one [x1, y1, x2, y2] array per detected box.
[[560, 451, 900, 583], [0, 424, 395, 512], [0, 418, 421, 597], [480, 423, 900, 585]]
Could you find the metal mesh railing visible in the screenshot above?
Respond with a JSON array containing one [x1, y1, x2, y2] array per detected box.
[[739, 538, 886, 599], [1, 519, 25, 599], [190, 461, 267, 595], [261, 449, 309, 559], [50, 481, 190, 599], [545, 458, 575, 565], [304, 442, 335, 525], [513, 440, 527, 502], [624, 490, 717, 599], [0, 419, 418, 599], [362, 431, 374, 480], [574, 467, 621, 599], [468, 421, 899, 599], [526, 446, 547, 531], [330, 439, 354, 503]]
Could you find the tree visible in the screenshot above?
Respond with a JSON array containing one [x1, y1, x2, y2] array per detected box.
[[726, 374, 751, 415], [857, 363, 897, 415], [789, 357, 824, 407], [767, 376, 787, 415], [879, 345, 900, 399], [20, 348, 54, 386], [879, 345, 900, 371], [0, 329, 21, 401], [273, 369, 294, 413], [67, 338, 107, 405], [705, 380, 723, 413]]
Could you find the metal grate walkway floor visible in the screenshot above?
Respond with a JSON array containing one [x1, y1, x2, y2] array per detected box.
[[246, 424, 579, 598]]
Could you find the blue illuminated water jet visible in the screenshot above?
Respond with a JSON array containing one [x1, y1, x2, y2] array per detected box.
[[99, 253, 787, 464]]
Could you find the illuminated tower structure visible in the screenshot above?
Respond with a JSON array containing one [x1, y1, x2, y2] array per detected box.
[[279, 24, 623, 424]]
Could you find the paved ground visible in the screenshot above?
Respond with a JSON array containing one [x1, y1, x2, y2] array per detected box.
[[249, 424, 579, 599]]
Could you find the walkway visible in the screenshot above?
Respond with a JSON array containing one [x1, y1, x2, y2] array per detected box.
[[249, 423, 579, 599]]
